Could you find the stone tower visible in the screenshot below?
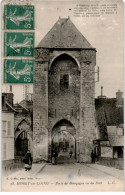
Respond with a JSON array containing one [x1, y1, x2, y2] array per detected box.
[[33, 17, 96, 163]]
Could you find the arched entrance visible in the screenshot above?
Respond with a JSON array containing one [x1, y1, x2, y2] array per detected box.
[[15, 131, 29, 156], [15, 120, 33, 157], [51, 119, 76, 163]]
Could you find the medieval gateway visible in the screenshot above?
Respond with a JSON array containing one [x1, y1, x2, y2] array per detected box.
[[33, 17, 96, 163]]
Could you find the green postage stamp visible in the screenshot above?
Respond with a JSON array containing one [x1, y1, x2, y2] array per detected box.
[[4, 32, 34, 57], [4, 5, 34, 30], [4, 59, 34, 83]]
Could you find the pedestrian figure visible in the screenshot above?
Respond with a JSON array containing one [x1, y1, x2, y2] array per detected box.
[[78, 168, 81, 177], [69, 150, 73, 158], [52, 148, 58, 165], [91, 150, 95, 164], [23, 150, 32, 171]]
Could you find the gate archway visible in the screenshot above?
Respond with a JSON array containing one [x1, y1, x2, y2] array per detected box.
[[51, 119, 76, 163], [15, 119, 33, 157]]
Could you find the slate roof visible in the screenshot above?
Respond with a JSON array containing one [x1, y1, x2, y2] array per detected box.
[[2, 93, 33, 114], [38, 17, 94, 49], [95, 98, 124, 140], [19, 99, 33, 112], [13, 103, 30, 113]]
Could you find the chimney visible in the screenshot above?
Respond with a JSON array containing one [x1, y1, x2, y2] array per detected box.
[[2, 94, 7, 110], [101, 86, 103, 96], [9, 85, 12, 93], [98, 86, 106, 99], [6, 93, 14, 106], [116, 90, 123, 107]]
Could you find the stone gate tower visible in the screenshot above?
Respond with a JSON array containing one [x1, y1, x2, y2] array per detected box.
[[33, 17, 96, 163]]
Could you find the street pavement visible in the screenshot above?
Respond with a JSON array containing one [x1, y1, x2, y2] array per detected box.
[[2, 163, 124, 192], [2, 162, 46, 177]]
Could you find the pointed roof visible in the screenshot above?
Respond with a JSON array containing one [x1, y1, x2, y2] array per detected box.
[[38, 17, 94, 49]]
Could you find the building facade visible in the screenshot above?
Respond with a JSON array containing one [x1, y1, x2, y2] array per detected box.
[[2, 92, 33, 160], [2, 93, 15, 161], [95, 89, 124, 169], [33, 17, 97, 163]]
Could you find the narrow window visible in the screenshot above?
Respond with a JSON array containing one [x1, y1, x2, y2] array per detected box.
[[2, 121, 6, 137]]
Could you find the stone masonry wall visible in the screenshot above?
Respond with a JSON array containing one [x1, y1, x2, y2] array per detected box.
[[33, 60, 48, 162], [33, 48, 96, 163], [79, 50, 96, 162]]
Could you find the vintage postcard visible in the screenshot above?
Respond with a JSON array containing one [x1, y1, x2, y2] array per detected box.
[[1, 0, 124, 192]]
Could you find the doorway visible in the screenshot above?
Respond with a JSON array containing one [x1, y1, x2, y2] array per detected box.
[[51, 119, 76, 163]]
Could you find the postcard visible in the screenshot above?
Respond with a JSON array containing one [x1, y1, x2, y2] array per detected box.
[[1, 0, 124, 192]]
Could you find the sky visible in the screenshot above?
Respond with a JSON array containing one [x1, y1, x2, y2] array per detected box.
[[2, 0, 124, 103]]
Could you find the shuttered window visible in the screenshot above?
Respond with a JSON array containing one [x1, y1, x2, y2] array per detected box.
[[2, 121, 6, 137], [7, 121, 11, 136]]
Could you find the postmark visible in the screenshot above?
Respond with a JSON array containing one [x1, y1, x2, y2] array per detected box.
[[4, 5, 34, 30], [4, 59, 34, 83], [4, 32, 34, 57]]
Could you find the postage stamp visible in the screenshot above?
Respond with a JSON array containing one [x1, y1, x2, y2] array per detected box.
[[4, 5, 34, 30], [4, 32, 34, 57], [4, 59, 34, 83]]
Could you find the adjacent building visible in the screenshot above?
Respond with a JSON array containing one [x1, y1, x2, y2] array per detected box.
[[94, 89, 124, 169], [2, 91, 33, 172], [2, 93, 15, 161]]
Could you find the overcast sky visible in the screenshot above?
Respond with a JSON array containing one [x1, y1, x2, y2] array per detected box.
[[2, 0, 124, 103]]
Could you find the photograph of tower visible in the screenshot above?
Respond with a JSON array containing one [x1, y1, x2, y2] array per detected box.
[[1, 0, 124, 192]]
